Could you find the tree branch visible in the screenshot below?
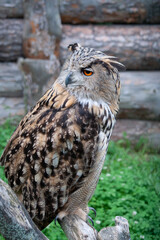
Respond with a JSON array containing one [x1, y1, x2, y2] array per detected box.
[[0, 178, 131, 240], [59, 215, 131, 240], [59, 214, 98, 240]]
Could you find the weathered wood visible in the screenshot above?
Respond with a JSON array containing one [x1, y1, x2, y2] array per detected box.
[[98, 216, 130, 240], [0, 179, 48, 240], [119, 71, 160, 120], [45, 0, 62, 38], [112, 119, 160, 151], [0, 0, 23, 18], [60, 0, 160, 24], [60, 215, 130, 240], [23, 0, 62, 59], [59, 215, 98, 240], [60, 25, 160, 70], [0, 19, 23, 61], [0, 178, 130, 240], [1, 20, 159, 69], [0, 97, 24, 123], [0, 63, 23, 97]]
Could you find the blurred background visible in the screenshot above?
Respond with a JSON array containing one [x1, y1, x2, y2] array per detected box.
[[0, 1, 160, 240]]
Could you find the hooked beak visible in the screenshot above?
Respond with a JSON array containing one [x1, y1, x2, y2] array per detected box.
[[65, 73, 73, 87]]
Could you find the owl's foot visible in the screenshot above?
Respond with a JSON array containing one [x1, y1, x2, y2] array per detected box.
[[54, 210, 69, 225], [55, 209, 95, 227], [55, 208, 95, 227], [55, 207, 89, 224]]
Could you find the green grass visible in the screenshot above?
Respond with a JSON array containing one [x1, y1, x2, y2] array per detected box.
[[0, 120, 16, 183], [0, 120, 160, 240]]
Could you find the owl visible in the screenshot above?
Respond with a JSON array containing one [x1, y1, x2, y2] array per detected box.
[[0, 43, 124, 230]]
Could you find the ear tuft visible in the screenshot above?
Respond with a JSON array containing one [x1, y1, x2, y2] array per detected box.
[[109, 60, 126, 71], [68, 43, 81, 52], [101, 57, 126, 72]]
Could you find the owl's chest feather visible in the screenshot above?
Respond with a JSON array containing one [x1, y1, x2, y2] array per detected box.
[[71, 102, 114, 204], [78, 99, 115, 139]]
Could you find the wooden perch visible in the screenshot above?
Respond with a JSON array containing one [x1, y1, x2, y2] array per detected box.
[[0, 178, 131, 240], [59, 215, 131, 240]]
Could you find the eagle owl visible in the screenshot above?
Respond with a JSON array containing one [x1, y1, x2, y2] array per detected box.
[[0, 43, 123, 230]]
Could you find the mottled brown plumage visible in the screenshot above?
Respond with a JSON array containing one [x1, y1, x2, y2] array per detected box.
[[0, 43, 123, 229]]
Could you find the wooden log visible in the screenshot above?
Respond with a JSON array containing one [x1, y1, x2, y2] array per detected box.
[[23, 0, 62, 59], [0, 20, 159, 69], [60, 25, 160, 70], [60, 0, 160, 24], [0, 19, 23, 61], [0, 0, 23, 19], [0, 63, 23, 97], [111, 119, 160, 151], [119, 71, 160, 120], [1, 0, 160, 24], [0, 178, 131, 240]]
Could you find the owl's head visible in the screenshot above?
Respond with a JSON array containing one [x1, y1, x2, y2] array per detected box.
[[57, 43, 125, 115]]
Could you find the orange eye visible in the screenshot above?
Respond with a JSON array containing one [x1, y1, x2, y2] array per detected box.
[[83, 69, 93, 76]]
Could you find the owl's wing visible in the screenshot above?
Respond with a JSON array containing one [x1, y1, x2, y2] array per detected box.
[[0, 83, 100, 228], [0, 82, 76, 166]]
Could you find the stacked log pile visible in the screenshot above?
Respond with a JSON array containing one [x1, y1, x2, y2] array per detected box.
[[0, 0, 160, 149], [0, 0, 61, 120]]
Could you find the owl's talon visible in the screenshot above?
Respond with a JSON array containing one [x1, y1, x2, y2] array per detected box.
[[87, 215, 94, 226], [89, 207, 96, 217], [54, 215, 58, 225]]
